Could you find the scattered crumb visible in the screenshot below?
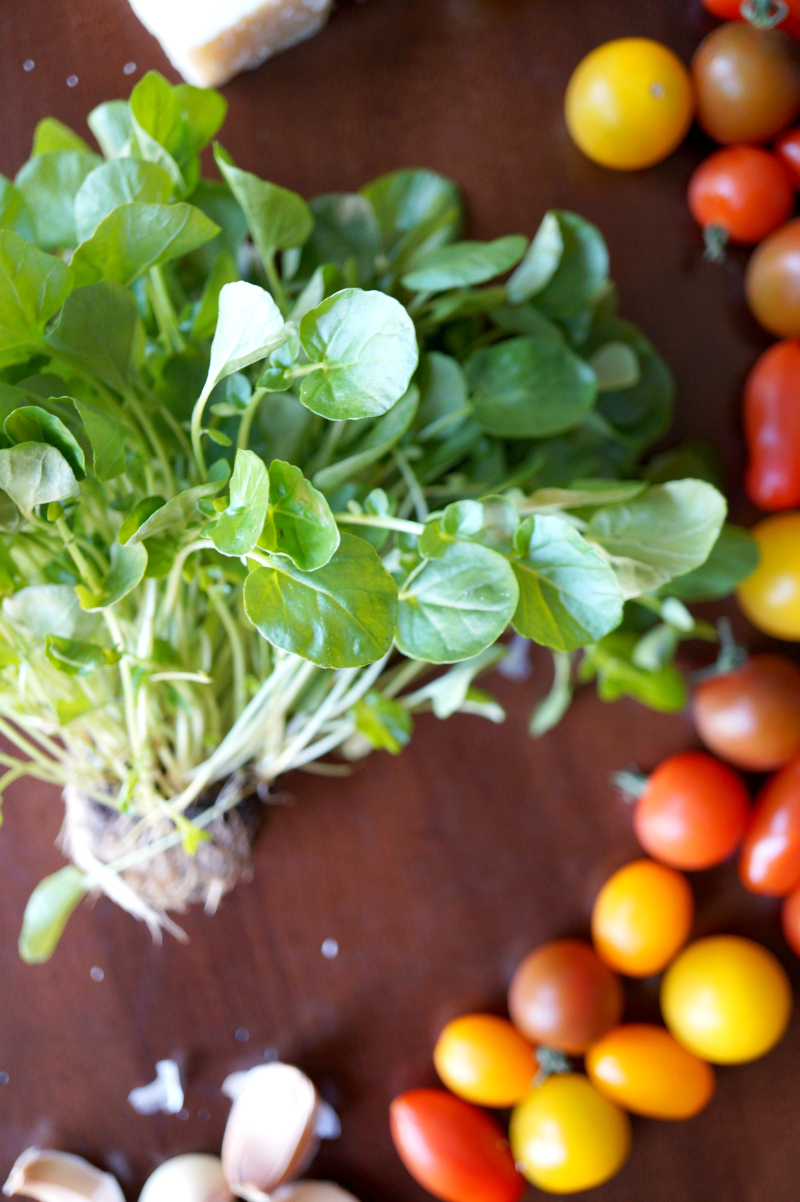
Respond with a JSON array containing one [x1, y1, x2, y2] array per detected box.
[[90, 966, 104, 982], [177, 1109, 190, 1121], [263, 1048, 278, 1061], [123, 62, 137, 75], [23, 61, 34, 72], [197, 1108, 211, 1121], [0, 1073, 9, 1085], [321, 938, 339, 959], [235, 1028, 250, 1043], [66, 75, 79, 87]]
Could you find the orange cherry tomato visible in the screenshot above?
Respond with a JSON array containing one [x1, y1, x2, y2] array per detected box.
[[633, 751, 749, 870], [745, 341, 800, 510], [693, 654, 800, 771], [740, 753, 800, 894], [746, 219, 800, 338], [688, 147, 794, 250], [390, 1090, 524, 1202], [775, 127, 800, 187], [692, 23, 800, 144], [781, 883, 800, 955], [586, 1024, 715, 1119], [433, 1014, 535, 1107], [508, 939, 623, 1054], [592, 859, 694, 977]]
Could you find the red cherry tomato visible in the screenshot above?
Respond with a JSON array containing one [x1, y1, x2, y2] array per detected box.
[[745, 341, 800, 510], [782, 884, 800, 955], [633, 751, 749, 870], [740, 753, 800, 895], [775, 127, 800, 187], [390, 1090, 524, 1202], [688, 148, 794, 251], [693, 654, 800, 771], [507, 939, 624, 1054], [700, 0, 800, 43]]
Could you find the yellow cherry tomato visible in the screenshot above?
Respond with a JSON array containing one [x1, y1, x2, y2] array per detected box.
[[586, 1024, 715, 1119], [509, 1073, 631, 1195], [591, 859, 693, 977], [737, 513, 800, 640], [565, 38, 694, 170], [662, 935, 792, 1064], [433, 1014, 536, 1107]]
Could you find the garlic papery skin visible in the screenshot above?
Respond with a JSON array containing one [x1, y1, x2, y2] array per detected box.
[[139, 1155, 234, 1202], [273, 1183, 361, 1202], [221, 1063, 321, 1202], [3, 1148, 125, 1202]]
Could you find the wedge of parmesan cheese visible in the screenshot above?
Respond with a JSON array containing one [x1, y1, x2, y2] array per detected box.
[[127, 0, 334, 88]]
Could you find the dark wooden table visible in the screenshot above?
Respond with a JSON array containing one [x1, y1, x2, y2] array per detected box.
[[0, 2, 796, 1199]]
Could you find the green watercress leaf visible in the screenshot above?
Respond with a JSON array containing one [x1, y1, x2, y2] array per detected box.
[[260, 459, 340, 570], [199, 281, 285, 405], [45, 282, 139, 393], [210, 449, 269, 556], [396, 541, 518, 663], [0, 231, 70, 367], [74, 159, 175, 243], [0, 443, 78, 517], [73, 398, 128, 480], [507, 211, 564, 304], [19, 866, 88, 964], [15, 150, 101, 249], [533, 211, 609, 319], [581, 631, 687, 713], [510, 513, 623, 651], [298, 288, 419, 420], [244, 532, 398, 668], [299, 193, 380, 286], [87, 100, 135, 159], [76, 539, 148, 610], [4, 406, 86, 478], [45, 634, 121, 675], [0, 177, 35, 242], [361, 168, 462, 263], [214, 145, 314, 258], [69, 201, 220, 288], [586, 479, 727, 596], [352, 691, 412, 754], [467, 332, 596, 438], [2, 583, 100, 640], [416, 351, 470, 441], [401, 235, 528, 292], [32, 118, 91, 156], [124, 472, 228, 544]]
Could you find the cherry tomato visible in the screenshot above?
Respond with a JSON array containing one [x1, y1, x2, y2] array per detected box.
[[633, 751, 749, 870], [693, 654, 800, 770], [775, 127, 800, 187], [592, 859, 694, 977], [433, 1015, 535, 1108], [688, 148, 793, 251], [507, 939, 623, 1054], [390, 1090, 524, 1202], [737, 513, 800, 638], [586, 1024, 715, 1119], [509, 1074, 631, 1195], [781, 883, 800, 955], [745, 341, 800, 510], [565, 38, 694, 170], [740, 753, 800, 894], [661, 935, 792, 1063], [692, 24, 800, 144], [746, 220, 800, 339]]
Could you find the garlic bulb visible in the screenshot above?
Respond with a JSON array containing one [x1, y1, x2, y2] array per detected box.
[[139, 1155, 233, 1202], [273, 1183, 361, 1202], [221, 1063, 322, 1202], [3, 1148, 125, 1202]]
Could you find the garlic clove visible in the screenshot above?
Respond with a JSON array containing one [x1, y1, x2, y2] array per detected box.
[[3, 1148, 125, 1202], [273, 1183, 361, 1202], [221, 1063, 321, 1202], [139, 1155, 234, 1202]]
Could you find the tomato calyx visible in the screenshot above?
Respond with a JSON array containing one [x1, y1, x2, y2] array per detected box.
[[534, 1046, 572, 1085], [611, 768, 648, 801], [703, 223, 729, 262], [691, 617, 748, 683], [741, 0, 790, 28]]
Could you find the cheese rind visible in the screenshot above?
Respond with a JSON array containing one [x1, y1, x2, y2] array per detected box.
[[128, 0, 334, 88]]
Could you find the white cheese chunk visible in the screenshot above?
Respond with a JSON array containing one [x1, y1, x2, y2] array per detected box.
[[128, 0, 334, 88]]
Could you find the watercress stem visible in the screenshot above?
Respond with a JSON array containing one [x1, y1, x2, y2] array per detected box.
[[237, 387, 267, 450], [262, 249, 289, 315], [55, 517, 103, 592], [393, 448, 429, 521], [148, 266, 185, 353], [333, 512, 424, 536]]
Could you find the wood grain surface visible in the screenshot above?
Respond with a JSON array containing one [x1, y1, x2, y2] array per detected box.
[[0, 2, 796, 1200]]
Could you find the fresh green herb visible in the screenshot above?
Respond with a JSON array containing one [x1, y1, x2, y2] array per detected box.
[[0, 71, 756, 958]]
